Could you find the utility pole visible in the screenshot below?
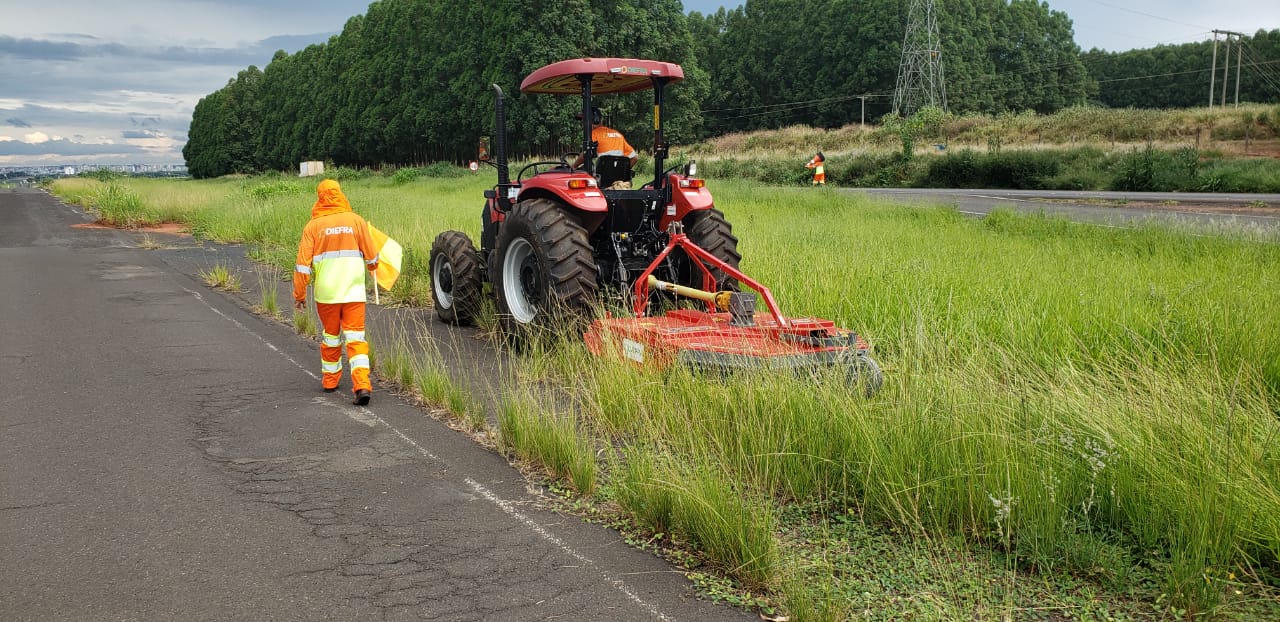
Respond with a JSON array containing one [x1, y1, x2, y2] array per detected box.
[[1210, 30, 1245, 108], [892, 0, 947, 116], [1209, 34, 1218, 108]]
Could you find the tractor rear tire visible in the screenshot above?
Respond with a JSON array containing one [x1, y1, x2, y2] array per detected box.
[[493, 198, 598, 345], [680, 208, 741, 291], [430, 231, 484, 326]]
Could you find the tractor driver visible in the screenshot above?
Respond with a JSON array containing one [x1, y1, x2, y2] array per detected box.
[[571, 106, 638, 173]]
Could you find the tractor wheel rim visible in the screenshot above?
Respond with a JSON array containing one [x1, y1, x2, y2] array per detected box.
[[503, 238, 537, 323], [432, 255, 454, 309]]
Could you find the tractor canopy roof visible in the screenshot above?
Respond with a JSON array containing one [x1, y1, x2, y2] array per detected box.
[[520, 58, 684, 95]]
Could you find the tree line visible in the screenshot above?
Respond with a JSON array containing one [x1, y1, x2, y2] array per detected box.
[[1081, 29, 1280, 110], [183, 0, 1278, 179]]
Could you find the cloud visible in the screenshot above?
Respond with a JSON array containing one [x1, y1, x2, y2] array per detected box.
[[121, 129, 164, 139], [24, 131, 51, 143], [0, 32, 337, 69], [0, 35, 85, 61], [5, 117, 31, 128], [0, 136, 144, 157]]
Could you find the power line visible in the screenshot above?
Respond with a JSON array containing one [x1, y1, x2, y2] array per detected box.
[[1080, 0, 1209, 32], [700, 93, 883, 115]]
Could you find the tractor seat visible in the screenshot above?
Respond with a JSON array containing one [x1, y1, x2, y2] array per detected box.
[[596, 156, 632, 189]]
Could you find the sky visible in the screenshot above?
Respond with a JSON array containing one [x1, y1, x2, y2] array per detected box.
[[1, 0, 1277, 167]]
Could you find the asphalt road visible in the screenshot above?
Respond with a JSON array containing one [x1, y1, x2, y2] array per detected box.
[[0, 187, 753, 622], [849, 187, 1280, 232]]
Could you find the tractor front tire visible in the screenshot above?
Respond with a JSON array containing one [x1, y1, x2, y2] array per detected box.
[[492, 198, 598, 345], [429, 231, 484, 326], [680, 208, 742, 291], [847, 353, 884, 398]]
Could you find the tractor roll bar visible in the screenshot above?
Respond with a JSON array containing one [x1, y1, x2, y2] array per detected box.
[[577, 75, 596, 176], [651, 77, 668, 189]]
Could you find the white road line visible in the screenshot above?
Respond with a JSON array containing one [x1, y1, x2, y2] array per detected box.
[[466, 478, 676, 622], [183, 286, 675, 621]]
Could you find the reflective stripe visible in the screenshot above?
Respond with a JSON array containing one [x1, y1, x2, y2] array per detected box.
[[314, 249, 366, 262], [321, 360, 342, 373], [295, 264, 312, 275], [349, 354, 370, 370], [343, 330, 366, 342], [322, 333, 342, 347], [366, 254, 379, 267]]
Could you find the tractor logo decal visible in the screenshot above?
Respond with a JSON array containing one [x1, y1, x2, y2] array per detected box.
[[622, 339, 645, 363]]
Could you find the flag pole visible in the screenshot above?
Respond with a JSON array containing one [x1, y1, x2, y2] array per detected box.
[[371, 221, 380, 306]]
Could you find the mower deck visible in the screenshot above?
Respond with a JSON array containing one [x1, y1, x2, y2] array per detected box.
[[584, 308, 871, 374]]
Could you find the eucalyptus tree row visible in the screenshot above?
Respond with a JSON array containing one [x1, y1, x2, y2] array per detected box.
[[691, 0, 1091, 134], [185, 0, 702, 178], [1081, 29, 1280, 109], [190, 0, 1265, 178]]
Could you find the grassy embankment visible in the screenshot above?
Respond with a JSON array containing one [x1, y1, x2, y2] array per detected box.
[[685, 104, 1280, 193], [49, 168, 1280, 620]]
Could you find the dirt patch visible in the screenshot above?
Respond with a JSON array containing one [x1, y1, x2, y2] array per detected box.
[[1122, 202, 1280, 216], [72, 221, 191, 236], [1033, 198, 1280, 216]]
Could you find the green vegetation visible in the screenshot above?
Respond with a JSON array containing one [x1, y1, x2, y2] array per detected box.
[[683, 104, 1280, 192], [1083, 30, 1280, 109], [199, 263, 242, 292], [183, 0, 1141, 178], [254, 269, 283, 318], [185, 0, 703, 177], [180, 0, 1279, 179], [48, 176, 1280, 619], [692, 0, 1090, 133]]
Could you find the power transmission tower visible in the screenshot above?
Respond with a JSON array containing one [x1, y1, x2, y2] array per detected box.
[[893, 0, 948, 116]]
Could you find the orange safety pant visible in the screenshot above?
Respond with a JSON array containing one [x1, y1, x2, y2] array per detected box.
[[316, 301, 371, 393]]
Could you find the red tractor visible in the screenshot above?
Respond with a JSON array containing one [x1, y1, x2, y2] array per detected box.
[[429, 58, 881, 394]]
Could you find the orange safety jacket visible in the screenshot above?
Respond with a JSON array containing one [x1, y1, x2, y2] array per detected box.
[[593, 125, 636, 160], [806, 155, 826, 182], [806, 155, 825, 175], [294, 180, 379, 304]]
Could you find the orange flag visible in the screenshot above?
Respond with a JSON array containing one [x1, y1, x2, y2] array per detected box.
[[369, 224, 402, 291]]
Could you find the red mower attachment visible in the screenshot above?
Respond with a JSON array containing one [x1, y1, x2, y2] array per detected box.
[[583, 224, 884, 396]]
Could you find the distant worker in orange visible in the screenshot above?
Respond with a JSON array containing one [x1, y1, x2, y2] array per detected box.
[[572, 107, 638, 178], [293, 179, 380, 406], [805, 151, 826, 186]]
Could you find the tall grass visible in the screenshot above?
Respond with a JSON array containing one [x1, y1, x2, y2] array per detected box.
[[689, 104, 1280, 157], [685, 104, 1280, 191], [48, 174, 1280, 617], [498, 392, 597, 496]]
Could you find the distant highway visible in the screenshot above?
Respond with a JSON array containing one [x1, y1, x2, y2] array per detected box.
[[847, 188, 1280, 232]]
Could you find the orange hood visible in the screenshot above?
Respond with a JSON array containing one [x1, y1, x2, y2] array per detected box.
[[312, 179, 352, 218]]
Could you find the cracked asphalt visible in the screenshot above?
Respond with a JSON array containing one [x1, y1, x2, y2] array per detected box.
[[0, 187, 753, 621]]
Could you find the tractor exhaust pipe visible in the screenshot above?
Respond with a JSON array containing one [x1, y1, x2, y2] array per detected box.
[[491, 84, 510, 186]]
